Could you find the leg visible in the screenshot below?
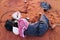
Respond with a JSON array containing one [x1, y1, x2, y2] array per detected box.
[[24, 23, 39, 36], [38, 14, 49, 36]]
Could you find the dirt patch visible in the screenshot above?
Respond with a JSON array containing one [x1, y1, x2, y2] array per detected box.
[[0, 0, 60, 40]]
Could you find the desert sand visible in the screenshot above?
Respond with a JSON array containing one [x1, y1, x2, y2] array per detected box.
[[0, 0, 60, 40]]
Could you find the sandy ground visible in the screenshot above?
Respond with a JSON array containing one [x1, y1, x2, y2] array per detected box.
[[0, 0, 60, 40]]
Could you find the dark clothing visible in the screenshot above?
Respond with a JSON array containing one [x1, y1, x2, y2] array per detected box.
[[24, 14, 49, 36], [11, 19, 18, 27], [5, 20, 13, 31], [5, 19, 18, 31]]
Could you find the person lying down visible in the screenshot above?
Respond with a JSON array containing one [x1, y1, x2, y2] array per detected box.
[[5, 11, 55, 38]]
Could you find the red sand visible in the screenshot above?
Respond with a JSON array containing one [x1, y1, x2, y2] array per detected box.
[[0, 0, 60, 40]]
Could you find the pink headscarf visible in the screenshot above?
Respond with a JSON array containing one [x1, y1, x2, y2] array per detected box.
[[18, 18, 29, 37]]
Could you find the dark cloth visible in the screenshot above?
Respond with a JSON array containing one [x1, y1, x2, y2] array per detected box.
[[24, 22, 40, 36], [11, 19, 18, 27], [5, 19, 18, 31], [24, 14, 49, 36], [5, 20, 13, 31]]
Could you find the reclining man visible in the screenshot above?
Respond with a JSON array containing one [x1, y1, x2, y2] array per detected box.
[[5, 11, 55, 38]]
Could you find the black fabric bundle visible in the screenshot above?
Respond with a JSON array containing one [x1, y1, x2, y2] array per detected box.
[[5, 19, 18, 31]]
